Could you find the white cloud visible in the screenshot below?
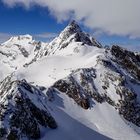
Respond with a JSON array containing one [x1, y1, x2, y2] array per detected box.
[[2, 0, 140, 38]]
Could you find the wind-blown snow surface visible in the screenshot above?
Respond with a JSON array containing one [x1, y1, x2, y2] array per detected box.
[[16, 42, 104, 87]]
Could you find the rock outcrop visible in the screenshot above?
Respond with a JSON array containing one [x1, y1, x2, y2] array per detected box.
[[0, 75, 57, 140], [47, 53, 140, 127], [111, 45, 140, 80]]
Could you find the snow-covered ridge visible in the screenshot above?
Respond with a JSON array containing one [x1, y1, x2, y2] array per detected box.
[[1, 34, 33, 46], [49, 57, 140, 126], [0, 75, 57, 139], [0, 34, 48, 81]]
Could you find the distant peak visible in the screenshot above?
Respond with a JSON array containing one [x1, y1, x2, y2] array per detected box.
[[10, 34, 32, 40], [47, 20, 102, 51], [18, 34, 33, 40], [1, 34, 33, 46], [8, 34, 33, 42]]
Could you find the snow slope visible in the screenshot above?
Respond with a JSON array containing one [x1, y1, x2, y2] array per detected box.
[[45, 92, 140, 140], [14, 22, 140, 140], [16, 42, 104, 87]]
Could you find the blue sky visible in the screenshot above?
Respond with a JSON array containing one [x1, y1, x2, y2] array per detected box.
[[0, 0, 140, 51], [0, 1, 67, 41]]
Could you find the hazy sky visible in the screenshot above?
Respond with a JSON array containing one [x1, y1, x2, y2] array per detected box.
[[0, 0, 140, 51]]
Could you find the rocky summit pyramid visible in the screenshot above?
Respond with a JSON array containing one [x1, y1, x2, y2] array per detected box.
[[0, 21, 140, 140], [41, 20, 102, 56]]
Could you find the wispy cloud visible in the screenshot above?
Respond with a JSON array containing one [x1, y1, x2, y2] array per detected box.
[[2, 0, 140, 39], [0, 33, 13, 44], [35, 32, 57, 39], [121, 45, 140, 52]]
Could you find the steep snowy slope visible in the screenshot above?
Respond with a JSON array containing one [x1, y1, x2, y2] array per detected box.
[[0, 75, 57, 140], [16, 47, 140, 139], [0, 21, 140, 140], [45, 89, 140, 140], [12, 22, 140, 140]]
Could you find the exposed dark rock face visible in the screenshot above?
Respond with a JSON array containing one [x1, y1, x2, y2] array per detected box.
[[0, 50, 13, 58], [58, 20, 102, 49], [49, 68, 104, 109], [98, 63, 140, 127], [0, 127, 7, 138], [115, 89, 140, 126], [15, 44, 29, 58], [34, 41, 42, 52], [111, 45, 140, 80], [0, 76, 57, 140], [53, 79, 90, 109]]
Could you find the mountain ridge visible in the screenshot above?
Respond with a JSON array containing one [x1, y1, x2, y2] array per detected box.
[[0, 21, 140, 140]]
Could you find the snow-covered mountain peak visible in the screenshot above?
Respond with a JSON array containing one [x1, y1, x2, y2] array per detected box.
[[0, 35, 46, 79], [2, 34, 33, 46], [41, 21, 102, 56], [57, 20, 102, 47], [12, 34, 32, 40], [60, 20, 82, 38], [68, 20, 81, 29], [14, 34, 33, 42]]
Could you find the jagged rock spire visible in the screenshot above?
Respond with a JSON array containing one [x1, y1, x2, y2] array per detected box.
[[59, 20, 82, 40], [67, 20, 82, 32], [69, 20, 78, 26], [42, 20, 102, 56]]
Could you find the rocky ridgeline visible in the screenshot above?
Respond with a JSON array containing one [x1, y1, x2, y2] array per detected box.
[[111, 45, 140, 81], [51, 68, 103, 109], [57, 20, 102, 48], [0, 75, 57, 140]]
